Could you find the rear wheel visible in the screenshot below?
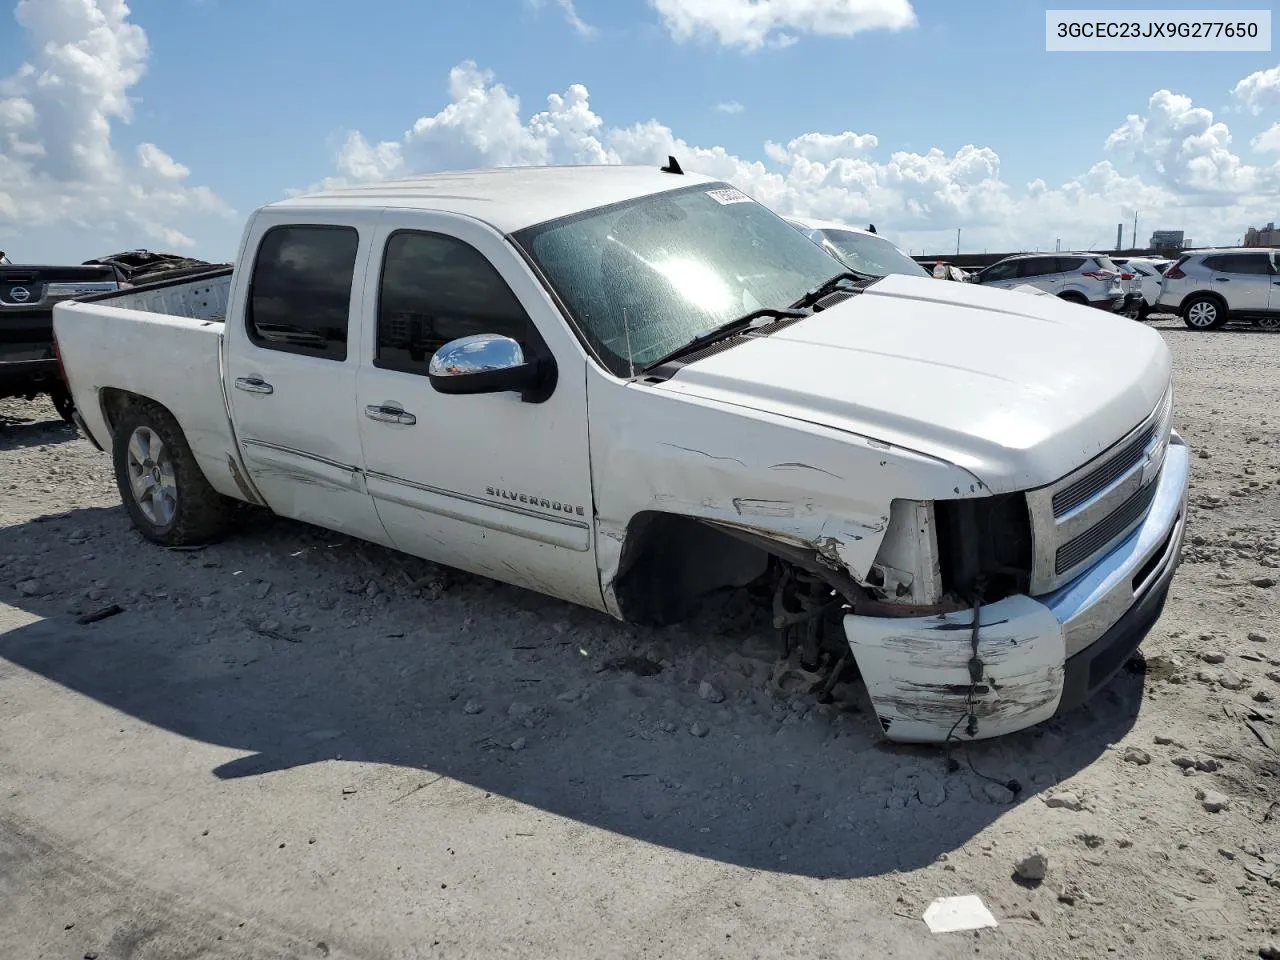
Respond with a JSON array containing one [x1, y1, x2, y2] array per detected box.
[[1182, 295, 1226, 331], [48, 384, 76, 424], [111, 400, 237, 546]]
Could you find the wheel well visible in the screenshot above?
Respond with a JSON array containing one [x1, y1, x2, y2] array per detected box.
[[612, 512, 772, 625], [1180, 290, 1226, 314], [1057, 291, 1087, 304]]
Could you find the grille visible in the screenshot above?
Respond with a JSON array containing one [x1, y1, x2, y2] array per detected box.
[[1051, 424, 1156, 517], [1055, 478, 1159, 574]]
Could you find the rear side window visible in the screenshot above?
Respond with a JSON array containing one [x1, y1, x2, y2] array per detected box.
[[375, 231, 530, 375], [1092, 256, 1120, 273], [1057, 256, 1086, 272], [1201, 255, 1229, 271], [247, 225, 359, 361], [1220, 253, 1273, 275]]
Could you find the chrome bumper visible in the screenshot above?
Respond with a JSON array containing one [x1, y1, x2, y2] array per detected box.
[[844, 433, 1189, 744]]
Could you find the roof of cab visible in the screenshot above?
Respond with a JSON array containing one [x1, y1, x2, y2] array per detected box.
[[268, 164, 720, 234]]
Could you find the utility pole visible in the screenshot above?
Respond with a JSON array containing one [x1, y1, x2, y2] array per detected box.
[[956, 228, 960, 256], [1133, 211, 1139, 250]]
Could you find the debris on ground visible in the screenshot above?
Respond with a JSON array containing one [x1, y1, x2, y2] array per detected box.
[[922, 895, 998, 934]]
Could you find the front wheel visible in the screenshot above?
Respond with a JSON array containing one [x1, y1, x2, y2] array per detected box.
[[111, 400, 236, 546], [1182, 296, 1226, 331]]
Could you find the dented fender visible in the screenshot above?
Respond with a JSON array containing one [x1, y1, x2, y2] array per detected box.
[[586, 372, 987, 619]]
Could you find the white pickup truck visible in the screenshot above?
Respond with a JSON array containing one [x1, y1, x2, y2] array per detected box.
[[52, 162, 1189, 744]]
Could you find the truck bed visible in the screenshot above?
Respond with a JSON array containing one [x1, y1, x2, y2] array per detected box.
[[52, 267, 248, 503]]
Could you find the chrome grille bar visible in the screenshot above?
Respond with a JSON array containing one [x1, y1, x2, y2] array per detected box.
[[1026, 384, 1174, 595]]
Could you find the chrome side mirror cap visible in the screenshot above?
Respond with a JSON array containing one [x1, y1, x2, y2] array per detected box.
[[427, 333, 556, 402]]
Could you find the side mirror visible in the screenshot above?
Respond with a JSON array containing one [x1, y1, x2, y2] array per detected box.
[[428, 333, 556, 403]]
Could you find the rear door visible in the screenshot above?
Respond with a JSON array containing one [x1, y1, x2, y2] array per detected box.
[[223, 214, 391, 546], [1213, 252, 1274, 313]]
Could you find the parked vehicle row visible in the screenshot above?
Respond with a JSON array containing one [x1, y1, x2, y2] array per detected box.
[[51, 161, 1189, 745], [1, 249, 222, 423]]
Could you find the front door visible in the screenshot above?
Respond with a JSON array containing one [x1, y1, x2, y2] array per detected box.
[[353, 213, 602, 611], [224, 216, 391, 546]]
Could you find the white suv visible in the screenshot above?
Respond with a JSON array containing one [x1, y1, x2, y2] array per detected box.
[[973, 253, 1126, 311], [1154, 248, 1280, 331]]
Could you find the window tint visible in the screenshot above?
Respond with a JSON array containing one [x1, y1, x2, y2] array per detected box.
[[1016, 258, 1056, 279], [1092, 256, 1120, 273], [376, 231, 530, 375], [247, 225, 359, 361], [981, 261, 1018, 282], [1202, 255, 1230, 271], [1057, 256, 1086, 272], [1220, 253, 1273, 275]]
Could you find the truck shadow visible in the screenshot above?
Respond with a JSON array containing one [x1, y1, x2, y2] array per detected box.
[[0, 409, 76, 452], [0, 505, 1142, 880]]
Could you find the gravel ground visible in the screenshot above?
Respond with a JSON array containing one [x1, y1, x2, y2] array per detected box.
[[2, 316, 1278, 960]]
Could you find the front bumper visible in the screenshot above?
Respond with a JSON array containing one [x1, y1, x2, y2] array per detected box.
[[844, 434, 1189, 743]]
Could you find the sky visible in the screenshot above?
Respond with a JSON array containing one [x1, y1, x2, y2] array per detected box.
[[0, 0, 1277, 263]]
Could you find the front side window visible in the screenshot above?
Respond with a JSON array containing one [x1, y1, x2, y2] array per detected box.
[[376, 231, 530, 375], [814, 230, 931, 280], [513, 183, 844, 377], [980, 261, 1018, 283], [247, 225, 359, 361]]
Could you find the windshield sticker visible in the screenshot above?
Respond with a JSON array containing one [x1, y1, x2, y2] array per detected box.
[[705, 187, 753, 205]]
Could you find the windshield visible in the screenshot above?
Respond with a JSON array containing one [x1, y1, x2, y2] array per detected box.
[[813, 229, 930, 279], [512, 183, 844, 377]]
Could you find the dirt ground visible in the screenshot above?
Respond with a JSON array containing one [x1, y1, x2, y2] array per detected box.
[[2, 316, 1278, 960]]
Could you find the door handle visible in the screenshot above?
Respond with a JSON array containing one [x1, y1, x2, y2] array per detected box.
[[364, 404, 417, 426], [234, 377, 274, 395], [1214, 277, 1230, 282]]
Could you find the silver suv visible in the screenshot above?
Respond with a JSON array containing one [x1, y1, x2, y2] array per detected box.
[[972, 253, 1126, 311], [1154, 248, 1280, 331]]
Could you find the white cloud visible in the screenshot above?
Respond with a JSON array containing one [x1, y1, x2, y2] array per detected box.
[[1103, 88, 1271, 202], [1232, 64, 1280, 116], [649, 0, 917, 51], [715, 100, 745, 114], [527, 0, 596, 37], [0, 0, 232, 257], [137, 142, 190, 180], [316, 61, 1280, 254], [1253, 122, 1280, 154]]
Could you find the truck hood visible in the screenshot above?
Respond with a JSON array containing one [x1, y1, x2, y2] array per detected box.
[[655, 274, 1172, 494]]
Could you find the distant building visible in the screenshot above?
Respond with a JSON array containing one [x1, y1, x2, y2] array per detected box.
[[1244, 222, 1280, 247], [1149, 229, 1184, 250]]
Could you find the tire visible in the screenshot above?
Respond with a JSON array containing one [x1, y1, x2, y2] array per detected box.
[[111, 399, 236, 546], [1135, 303, 1150, 322], [49, 384, 76, 424], [1182, 295, 1226, 331], [1257, 315, 1280, 331]]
